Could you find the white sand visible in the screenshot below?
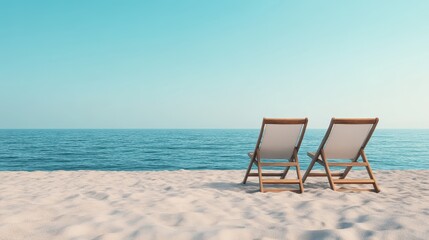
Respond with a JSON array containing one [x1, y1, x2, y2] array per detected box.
[[0, 170, 428, 240]]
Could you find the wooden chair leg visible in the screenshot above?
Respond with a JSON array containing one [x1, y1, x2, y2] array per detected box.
[[242, 155, 256, 184], [339, 166, 351, 179], [339, 152, 361, 179], [256, 152, 264, 192], [294, 151, 304, 193], [361, 150, 380, 192], [280, 166, 291, 179], [303, 156, 317, 182], [321, 151, 336, 191]]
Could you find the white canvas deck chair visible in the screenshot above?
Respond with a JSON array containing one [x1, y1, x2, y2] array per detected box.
[[242, 118, 308, 193], [303, 118, 380, 192]]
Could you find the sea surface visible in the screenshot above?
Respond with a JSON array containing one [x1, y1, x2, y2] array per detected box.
[[0, 129, 428, 171]]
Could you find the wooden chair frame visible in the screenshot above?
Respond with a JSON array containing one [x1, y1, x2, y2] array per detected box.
[[302, 118, 380, 192], [242, 118, 308, 193]]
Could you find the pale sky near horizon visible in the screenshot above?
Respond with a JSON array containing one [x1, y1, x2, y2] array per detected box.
[[1, 1, 428, 129]]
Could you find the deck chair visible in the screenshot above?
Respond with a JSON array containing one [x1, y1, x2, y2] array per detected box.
[[302, 118, 380, 192], [242, 118, 308, 193]]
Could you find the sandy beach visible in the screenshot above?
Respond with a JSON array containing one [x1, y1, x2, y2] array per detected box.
[[0, 170, 428, 240]]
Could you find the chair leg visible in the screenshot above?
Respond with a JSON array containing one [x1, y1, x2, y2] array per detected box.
[[339, 152, 361, 179], [339, 166, 351, 179], [321, 151, 336, 191], [242, 155, 256, 184], [256, 153, 264, 192], [280, 166, 291, 179], [361, 150, 380, 193], [303, 156, 317, 182], [294, 152, 304, 193]]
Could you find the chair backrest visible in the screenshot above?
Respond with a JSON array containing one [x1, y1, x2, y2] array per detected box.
[[256, 118, 308, 160], [318, 118, 378, 159]]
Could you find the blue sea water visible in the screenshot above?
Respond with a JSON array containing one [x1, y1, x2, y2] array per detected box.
[[0, 129, 428, 171]]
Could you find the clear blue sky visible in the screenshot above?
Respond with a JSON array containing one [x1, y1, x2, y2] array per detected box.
[[1, 1, 428, 128]]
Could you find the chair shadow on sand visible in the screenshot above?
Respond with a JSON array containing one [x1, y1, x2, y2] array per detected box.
[[202, 180, 331, 193], [202, 181, 260, 193]]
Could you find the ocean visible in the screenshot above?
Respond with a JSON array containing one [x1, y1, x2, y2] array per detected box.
[[0, 129, 428, 171]]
